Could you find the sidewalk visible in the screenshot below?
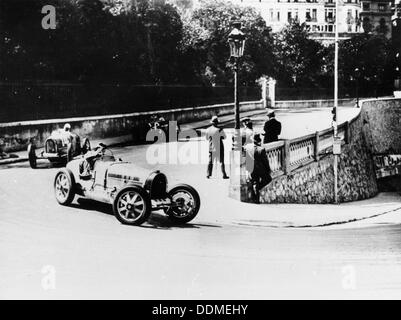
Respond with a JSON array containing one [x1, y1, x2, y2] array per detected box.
[[185, 174, 401, 228], [223, 192, 401, 228]]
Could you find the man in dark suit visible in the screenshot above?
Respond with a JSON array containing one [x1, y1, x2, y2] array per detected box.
[[263, 111, 281, 144], [206, 116, 229, 179], [245, 134, 272, 203]]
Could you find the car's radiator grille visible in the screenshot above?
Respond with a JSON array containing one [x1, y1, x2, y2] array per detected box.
[[46, 140, 57, 153], [148, 173, 167, 199]]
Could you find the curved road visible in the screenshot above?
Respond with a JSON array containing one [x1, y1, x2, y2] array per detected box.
[[1, 107, 401, 299]]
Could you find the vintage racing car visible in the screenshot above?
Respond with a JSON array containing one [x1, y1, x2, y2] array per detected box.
[[28, 130, 91, 168], [53, 145, 201, 226]]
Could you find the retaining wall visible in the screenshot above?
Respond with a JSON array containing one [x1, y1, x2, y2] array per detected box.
[[252, 114, 378, 203], [361, 98, 401, 154], [0, 100, 263, 153], [233, 97, 401, 204], [275, 98, 355, 109]]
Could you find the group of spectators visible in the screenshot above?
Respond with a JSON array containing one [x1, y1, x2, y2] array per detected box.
[[205, 111, 282, 203]]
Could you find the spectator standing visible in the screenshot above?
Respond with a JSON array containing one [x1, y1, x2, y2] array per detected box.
[[244, 134, 272, 203], [241, 117, 254, 146], [206, 116, 229, 179], [263, 111, 281, 144]]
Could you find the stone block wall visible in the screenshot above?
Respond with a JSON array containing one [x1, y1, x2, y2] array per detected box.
[[0, 100, 263, 153], [240, 108, 379, 204], [361, 98, 401, 154]]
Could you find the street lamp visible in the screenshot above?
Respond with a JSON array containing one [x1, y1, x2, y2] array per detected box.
[[354, 67, 360, 107], [228, 22, 246, 150]]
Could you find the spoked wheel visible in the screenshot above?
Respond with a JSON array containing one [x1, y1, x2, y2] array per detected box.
[[54, 168, 76, 205], [167, 184, 200, 224], [113, 186, 151, 226], [27, 144, 37, 169]]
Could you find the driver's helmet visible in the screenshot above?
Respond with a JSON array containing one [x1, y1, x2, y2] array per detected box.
[[63, 123, 71, 132]]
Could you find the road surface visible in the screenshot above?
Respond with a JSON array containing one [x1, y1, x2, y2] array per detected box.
[[1, 107, 401, 299]]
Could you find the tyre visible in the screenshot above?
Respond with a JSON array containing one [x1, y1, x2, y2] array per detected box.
[[166, 184, 200, 224], [27, 143, 37, 169], [54, 168, 76, 205], [113, 186, 151, 226]]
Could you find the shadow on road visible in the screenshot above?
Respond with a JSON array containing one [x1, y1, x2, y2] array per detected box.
[[0, 160, 65, 170], [74, 198, 221, 230]]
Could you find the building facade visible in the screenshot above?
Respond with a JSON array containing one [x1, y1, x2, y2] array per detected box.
[[359, 0, 393, 38], [234, 0, 394, 41]]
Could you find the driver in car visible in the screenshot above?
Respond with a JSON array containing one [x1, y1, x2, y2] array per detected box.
[[79, 143, 106, 180]]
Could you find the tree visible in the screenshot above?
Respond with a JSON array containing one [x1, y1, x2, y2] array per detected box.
[[339, 33, 394, 96], [180, 0, 276, 85], [0, 0, 185, 84], [273, 21, 327, 87]]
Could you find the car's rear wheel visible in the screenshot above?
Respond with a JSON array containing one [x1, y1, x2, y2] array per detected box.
[[54, 168, 76, 205], [27, 143, 37, 169], [113, 186, 151, 226], [167, 184, 200, 224]]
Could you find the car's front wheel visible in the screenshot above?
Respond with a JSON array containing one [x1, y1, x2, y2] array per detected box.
[[54, 168, 76, 205], [167, 184, 200, 224], [113, 186, 151, 226]]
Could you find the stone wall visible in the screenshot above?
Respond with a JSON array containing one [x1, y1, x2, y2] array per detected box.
[[274, 98, 355, 109], [245, 115, 378, 204], [234, 98, 389, 204], [361, 98, 401, 154], [0, 100, 263, 153]]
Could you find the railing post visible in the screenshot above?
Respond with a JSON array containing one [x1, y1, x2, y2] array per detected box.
[[283, 140, 291, 174], [314, 131, 320, 161]]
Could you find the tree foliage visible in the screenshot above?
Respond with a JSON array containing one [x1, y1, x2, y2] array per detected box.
[[273, 21, 328, 87], [339, 33, 395, 95], [0, 0, 396, 95], [180, 0, 275, 85]]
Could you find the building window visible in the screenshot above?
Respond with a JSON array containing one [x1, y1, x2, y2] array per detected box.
[[362, 2, 370, 11], [312, 9, 317, 21], [288, 11, 292, 22], [306, 9, 311, 22], [378, 3, 386, 11], [277, 11, 280, 21]]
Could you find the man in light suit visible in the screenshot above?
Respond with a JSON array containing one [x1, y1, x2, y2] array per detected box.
[[206, 116, 229, 179]]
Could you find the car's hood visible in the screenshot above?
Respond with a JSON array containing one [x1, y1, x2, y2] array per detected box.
[[107, 162, 155, 183]]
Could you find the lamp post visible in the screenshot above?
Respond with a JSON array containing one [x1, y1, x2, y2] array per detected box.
[[332, 0, 339, 204], [228, 22, 246, 150], [354, 67, 360, 107]]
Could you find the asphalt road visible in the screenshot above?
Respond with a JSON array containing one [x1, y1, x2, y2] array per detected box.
[[1, 107, 401, 299]]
